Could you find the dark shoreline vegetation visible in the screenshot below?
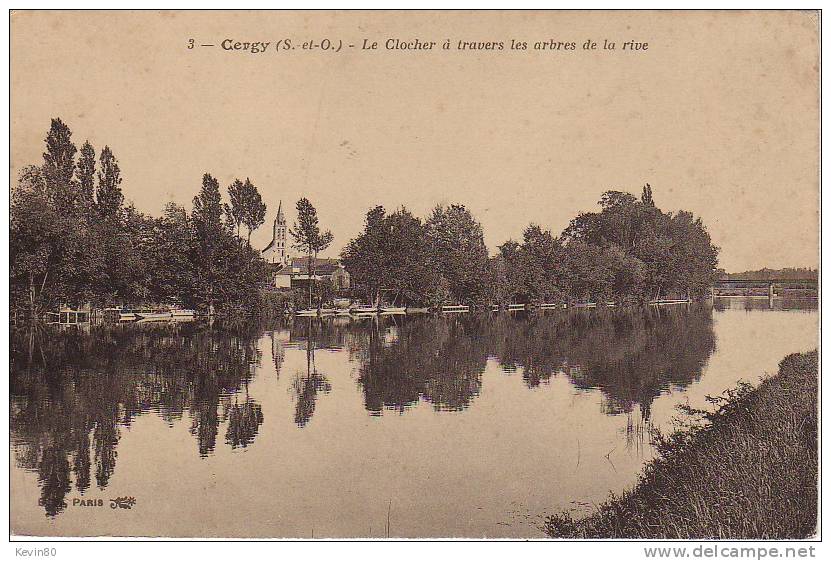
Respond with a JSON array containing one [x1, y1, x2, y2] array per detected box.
[[544, 350, 819, 540], [12, 118, 720, 320]]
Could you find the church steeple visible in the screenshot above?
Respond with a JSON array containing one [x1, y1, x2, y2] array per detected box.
[[276, 200, 285, 225], [263, 200, 289, 266]]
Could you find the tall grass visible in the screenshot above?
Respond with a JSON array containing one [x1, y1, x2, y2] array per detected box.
[[545, 351, 818, 539]]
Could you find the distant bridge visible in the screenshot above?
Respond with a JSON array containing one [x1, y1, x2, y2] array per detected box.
[[712, 278, 818, 300], [714, 278, 817, 288], [715, 278, 817, 285]]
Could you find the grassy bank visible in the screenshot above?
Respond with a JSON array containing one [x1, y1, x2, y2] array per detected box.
[[545, 350, 818, 539]]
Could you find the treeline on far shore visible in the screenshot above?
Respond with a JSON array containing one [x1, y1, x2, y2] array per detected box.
[[341, 185, 719, 309], [11, 117, 720, 320]]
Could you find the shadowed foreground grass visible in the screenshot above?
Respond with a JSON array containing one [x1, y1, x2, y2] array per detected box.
[[545, 351, 818, 539]]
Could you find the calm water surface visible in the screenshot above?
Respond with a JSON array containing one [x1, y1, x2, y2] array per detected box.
[[10, 300, 818, 537]]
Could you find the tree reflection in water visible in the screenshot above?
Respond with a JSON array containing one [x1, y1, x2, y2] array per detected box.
[[289, 319, 333, 427], [225, 380, 264, 449], [352, 305, 715, 419], [10, 306, 716, 517], [10, 322, 263, 516], [352, 315, 487, 414]]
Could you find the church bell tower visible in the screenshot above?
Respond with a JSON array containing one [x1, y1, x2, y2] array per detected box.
[[263, 200, 289, 265]]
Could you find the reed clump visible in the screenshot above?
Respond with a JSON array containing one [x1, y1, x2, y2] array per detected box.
[[545, 350, 818, 539]]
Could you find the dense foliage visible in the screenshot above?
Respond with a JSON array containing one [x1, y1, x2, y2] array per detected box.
[[560, 186, 720, 302], [10, 118, 269, 317], [342, 186, 720, 307]]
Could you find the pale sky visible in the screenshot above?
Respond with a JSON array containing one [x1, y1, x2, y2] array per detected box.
[[11, 10, 819, 272]]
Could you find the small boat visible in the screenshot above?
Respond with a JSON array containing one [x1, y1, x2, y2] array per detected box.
[[406, 307, 429, 314], [295, 309, 318, 317], [103, 307, 137, 322], [170, 308, 196, 318], [380, 306, 406, 315], [350, 306, 378, 314], [350, 313, 377, 320], [135, 311, 174, 322]]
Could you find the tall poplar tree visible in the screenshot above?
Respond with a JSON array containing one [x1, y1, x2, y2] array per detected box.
[[641, 183, 655, 207], [191, 173, 226, 314], [42, 118, 77, 209], [76, 141, 96, 210], [96, 146, 124, 219], [227, 179, 246, 238], [289, 198, 333, 308], [241, 178, 266, 246]]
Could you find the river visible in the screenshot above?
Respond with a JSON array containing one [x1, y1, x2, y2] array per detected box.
[[10, 299, 818, 538]]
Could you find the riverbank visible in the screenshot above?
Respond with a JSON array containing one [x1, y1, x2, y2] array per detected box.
[[544, 350, 819, 539]]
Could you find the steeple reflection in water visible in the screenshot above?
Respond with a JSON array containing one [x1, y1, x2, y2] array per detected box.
[[11, 306, 717, 520]]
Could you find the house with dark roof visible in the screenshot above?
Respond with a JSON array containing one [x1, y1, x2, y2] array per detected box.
[[272, 257, 350, 290]]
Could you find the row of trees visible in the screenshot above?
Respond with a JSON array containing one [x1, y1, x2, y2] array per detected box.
[[10, 118, 270, 318], [11, 118, 720, 317], [342, 186, 719, 307]]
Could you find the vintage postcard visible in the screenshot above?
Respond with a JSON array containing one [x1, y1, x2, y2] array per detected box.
[[8, 8, 820, 546]]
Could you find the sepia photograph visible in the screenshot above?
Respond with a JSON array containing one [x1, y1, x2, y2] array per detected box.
[[6, 6, 821, 550]]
